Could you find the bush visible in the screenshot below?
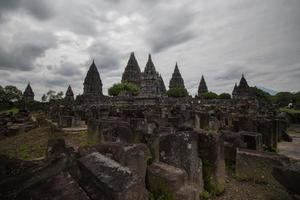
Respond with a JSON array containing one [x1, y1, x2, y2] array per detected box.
[[166, 87, 189, 97], [108, 82, 139, 96], [272, 92, 294, 106], [218, 93, 231, 99], [200, 92, 218, 99], [250, 87, 272, 103]]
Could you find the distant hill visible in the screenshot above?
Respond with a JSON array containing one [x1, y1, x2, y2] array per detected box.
[[257, 86, 278, 95]]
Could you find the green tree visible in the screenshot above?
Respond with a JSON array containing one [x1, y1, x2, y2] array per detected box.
[[166, 87, 189, 97], [200, 92, 219, 99], [272, 92, 294, 106], [250, 87, 272, 103], [108, 82, 139, 96], [0, 85, 22, 105], [218, 93, 231, 99]]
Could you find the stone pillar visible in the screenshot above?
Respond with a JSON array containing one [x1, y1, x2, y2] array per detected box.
[[197, 131, 225, 194]]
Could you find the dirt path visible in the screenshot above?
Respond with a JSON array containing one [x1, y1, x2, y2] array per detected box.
[[278, 124, 300, 160]]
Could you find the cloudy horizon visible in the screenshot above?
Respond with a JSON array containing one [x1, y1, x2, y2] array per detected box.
[[0, 0, 299, 100]]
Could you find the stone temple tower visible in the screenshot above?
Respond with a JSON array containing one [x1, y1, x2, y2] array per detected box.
[[198, 75, 208, 96], [140, 54, 164, 97], [169, 63, 185, 89], [65, 85, 74, 102], [159, 74, 166, 94], [83, 60, 103, 96], [232, 74, 253, 99], [121, 52, 141, 87], [23, 83, 34, 102]]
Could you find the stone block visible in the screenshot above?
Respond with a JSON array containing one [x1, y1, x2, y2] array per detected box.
[[236, 148, 289, 185], [197, 131, 225, 194], [78, 152, 148, 200], [147, 162, 198, 200], [159, 131, 203, 191]]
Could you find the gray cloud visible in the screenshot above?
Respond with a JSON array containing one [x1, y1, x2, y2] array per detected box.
[[87, 41, 122, 72], [0, 0, 53, 21], [0, 30, 57, 71], [145, 3, 197, 53]]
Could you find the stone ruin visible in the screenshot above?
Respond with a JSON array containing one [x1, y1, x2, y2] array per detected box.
[[1, 52, 299, 199]]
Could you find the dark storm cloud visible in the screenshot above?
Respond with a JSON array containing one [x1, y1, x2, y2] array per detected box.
[[87, 41, 122, 72], [0, 0, 53, 21], [145, 4, 197, 53], [0, 30, 57, 71], [54, 61, 83, 77]]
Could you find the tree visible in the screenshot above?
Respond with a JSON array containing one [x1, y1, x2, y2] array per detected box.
[[200, 92, 218, 99], [0, 85, 22, 105], [250, 87, 272, 103], [108, 82, 139, 96], [166, 87, 189, 97], [218, 93, 231, 99], [272, 92, 294, 106]]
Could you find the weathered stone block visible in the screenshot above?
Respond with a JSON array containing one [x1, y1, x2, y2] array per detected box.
[[78, 152, 148, 200], [239, 131, 262, 150], [159, 131, 203, 191], [197, 131, 225, 194], [147, 162, 199, 200], [236, 148, 289, 185]]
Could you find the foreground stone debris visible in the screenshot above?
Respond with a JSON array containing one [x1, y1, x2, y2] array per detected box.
[[78, 152, 148, 200], [147, 162, 199, 200]]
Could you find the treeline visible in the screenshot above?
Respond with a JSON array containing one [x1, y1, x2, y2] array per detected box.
[[0, 85, 64, 110]]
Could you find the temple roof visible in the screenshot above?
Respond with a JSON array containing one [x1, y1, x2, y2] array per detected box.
[[66, 85, 74, 96], [198, 75, 208, 94], [169, 62, 185, 89], [122, 52, 141, 86], [238, 74, 249, 88], [23, 83, 34, 97], [83, 60, 103, 95], [159, 74, 166, 93], [127, 52, 140, 70], [144, 54, 157, 74]]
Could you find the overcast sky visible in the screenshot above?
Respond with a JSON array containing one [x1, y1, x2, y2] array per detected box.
[[0, 0, 299, 99]]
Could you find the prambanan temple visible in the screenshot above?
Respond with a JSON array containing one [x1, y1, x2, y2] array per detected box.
[[1, 52, 299, 200]]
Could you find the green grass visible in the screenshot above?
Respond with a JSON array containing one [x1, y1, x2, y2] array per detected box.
[[0, 112, 91, 160], [279, 108, 300, 114], [0, 107, 19, 115]]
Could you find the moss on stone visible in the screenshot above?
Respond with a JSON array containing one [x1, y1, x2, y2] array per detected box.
[[147, 174, 176, 200], [202, 159, 224, 195]]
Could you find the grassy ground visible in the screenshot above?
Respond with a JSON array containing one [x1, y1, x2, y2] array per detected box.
[[0, 107, 19, 115], [279, 108, 300, 114], [0, 113, 90, 160]]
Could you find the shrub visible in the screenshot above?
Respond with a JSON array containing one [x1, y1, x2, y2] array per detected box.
[[218, 93, 231, 99], [108, 82, 139, 96], [200, 92, 218, 99], [166, 87, 189, 97]]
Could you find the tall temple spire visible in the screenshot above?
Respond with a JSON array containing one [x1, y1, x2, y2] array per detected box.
[[159, 74, 166, 94], [121, 52, 141, 86], [232, 83, 238, 96], [23, 83, 34, 101], [198, 75, 208, 95], [83, 60, 103, 95], [169, 62, 185, 89], [144, 54, 156, 74], [239, 74, 249, 88], [65, 85, 74, 101]]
